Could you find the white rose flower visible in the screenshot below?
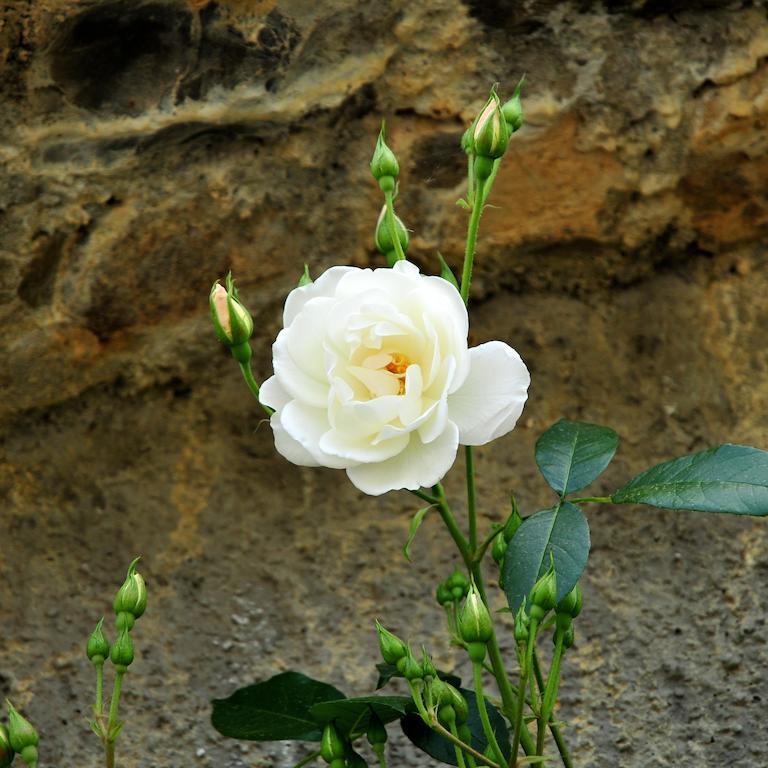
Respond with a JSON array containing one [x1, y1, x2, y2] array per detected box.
[[259, 260, 530, 496]]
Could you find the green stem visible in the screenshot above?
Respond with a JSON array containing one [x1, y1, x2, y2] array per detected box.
[[292, 750, 322, 768], [449, 721, 469, 768], [238, 360, 274, 416], [465, 446, 478, 551], [460, 177, 487, 304], [509, 645, 528, 768], [95, 661, 104, 717], [105, 666, 125, 768], [373, 744, 388, 768], [479, 159, 501, 207], [384, 190, 406, 261], [430, 721, 500, 768], [537, 628, 566, 756], [410, 489, 440, 505], [467, 154, 476, 207], [433, 484, 471, 562], [472, 662, 507, 768], [408, 681, 432, 725], [569, 496, 611, 504], [532, 652, 573, 768]]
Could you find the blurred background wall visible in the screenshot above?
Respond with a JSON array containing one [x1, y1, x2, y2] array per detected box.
[[1, 1, 767, 766]]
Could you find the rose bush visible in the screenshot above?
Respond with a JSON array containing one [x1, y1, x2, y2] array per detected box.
[[259, 260, 530, 495]]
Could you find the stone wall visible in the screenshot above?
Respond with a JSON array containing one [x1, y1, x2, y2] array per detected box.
[[1, 1, 767, 766]]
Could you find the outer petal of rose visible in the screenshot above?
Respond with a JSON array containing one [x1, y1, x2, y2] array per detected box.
[[283, 266, 357, 326], [447, 341, 530, 446], [269, 412, 320, 467], [280, 400, 351, 469], [259, 375, 291, 411], [346, 422, 459, 496]]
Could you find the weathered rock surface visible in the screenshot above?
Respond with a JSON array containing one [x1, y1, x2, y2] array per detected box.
[[1, 1, 767, 766]]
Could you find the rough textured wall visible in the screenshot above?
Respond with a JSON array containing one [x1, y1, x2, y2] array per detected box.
[[1, 1, 767, 766]]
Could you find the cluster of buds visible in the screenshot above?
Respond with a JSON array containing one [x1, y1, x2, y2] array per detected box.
[[320, 717, 381, 768], [463, 78, 525, 180], [430, 678, 470, 731], [435, 569, 470, 606], [109, 556, 148, 669], [209, 272, 254, 365], [375, 623, 437, 682], [1, 701, 39, 768]]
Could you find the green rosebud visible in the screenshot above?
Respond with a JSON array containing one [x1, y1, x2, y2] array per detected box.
[[501, 75, 525, 133], [6, 702, 37, 768], [444, 684, 469, 725], [110, 627, 134, 668], [429, 678, 448, 706], [0, 723, 14, 768], [396, 648, 423, 681], [375, 621, 407, 665], [458, 583, 493, 645], [514, 601, 530, 645], [209, 273, 254, 359], [528, 564, 557, 621], [420, 647, 437, 680], [503, 496, 523, 541], [115, 612, 135, 632], [366, 710, 387, 747], [86, 617, 110, 662], [562, 625, 575, 650], [370, 124, 399, 193], [329, 761, 345, 768], [374, 204, 409, 263], [446, 570, 469, 593], [556, 584, 583, 619], [320, 723, 346, 763], [471, 88, 510, 160], [113, 557, 147, 621], [435, 583, 453, 606], [437, 703, 456, 727], [491, 528, 507, 566]]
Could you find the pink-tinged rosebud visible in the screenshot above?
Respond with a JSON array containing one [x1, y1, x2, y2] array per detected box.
[[209, 273, 254, 349], [471, 88, 510, 161]]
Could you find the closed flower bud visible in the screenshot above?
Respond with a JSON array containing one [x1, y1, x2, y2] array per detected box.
[[514, 601, 530, 645], [320, 723, 346, 763], [210, 273, 254, 352], [528, 565, 557, 620], [501, 76, 525, 133], [437, 703, 456, 727], [421, 647, 437, 680], [435, 583, 453, 606], [444, 684, 469, 725], [86, 617, 110, 662], [460, 126, 473, 156], [0, 723, 13, 768], [113, 557, 147, 621], [396, 648, 423, 681], [563, 625, 575, 649], [329, 761, 345, 768], [491, 529, 507, 566], [430, 678, 448, 706], [366, 711, 387, 747], [370, 124, 399, 192], [471, 89, 510, 160], [375, 621, 407, 665], [110, 627, 134, 668], [503, 497, 523, 541], [446, 570, 469, 592], [374, 205, 409, 262], [458, 584, 493, 645], [556, 584, 582, 619], [6, 701, 38, 759]]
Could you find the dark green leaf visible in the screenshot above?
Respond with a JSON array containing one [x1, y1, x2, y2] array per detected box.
[[375, 663, 460, 691], [211, 671, 345, 742], [401, 688, 510, 766], [612, 444, 768, 515], [535, 419, 619, 495], [502, 502, 590, 613], [310, 696, 414, 737], [436, 252, 460, 289], [403, 506, 433, 561], [298, 264, 312, 287]]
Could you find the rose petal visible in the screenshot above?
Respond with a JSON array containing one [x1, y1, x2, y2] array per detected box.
[[280, 400, 351, 469], [283, 266, 356, 326], [269, 412, 320, 467], [447, 341, 530, 446], [346, 421, 459, 495], [259, 375, 291, 411]]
